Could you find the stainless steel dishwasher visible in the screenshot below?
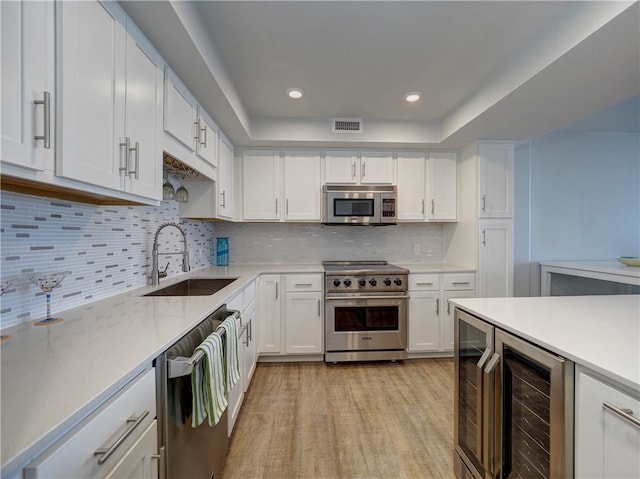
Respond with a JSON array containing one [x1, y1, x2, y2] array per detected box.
[[155, 304, 239, 479]]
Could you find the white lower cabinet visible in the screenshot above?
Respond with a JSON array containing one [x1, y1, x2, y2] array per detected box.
[[258, 274, 323, 359], [478, 220, 513, 297], [575, 366, 640, 479], [24, 369, 157, 479], [408, 272, 475, 355]]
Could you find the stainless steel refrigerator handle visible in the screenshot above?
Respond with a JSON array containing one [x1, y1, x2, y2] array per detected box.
[[33, 91, 51, 149], [94, 410, 150, 465], [477, 348, 492, 369], [603, 401, 640, 428]]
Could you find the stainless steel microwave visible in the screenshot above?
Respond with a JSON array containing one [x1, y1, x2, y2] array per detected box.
[[322, 185, 397, 225]]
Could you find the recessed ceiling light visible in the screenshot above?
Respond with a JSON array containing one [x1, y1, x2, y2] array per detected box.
[[405, 92, 421, 103], [287, 88, 304, 99]]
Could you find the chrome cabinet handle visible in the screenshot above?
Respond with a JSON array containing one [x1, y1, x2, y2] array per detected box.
[[435, 298, 439, 315], [421, 199, 425, 215], [476, 348, 492, 369], [33, 91, 51, 149], [484, 352, 501, 374], [481, 229, 487, 246], [431, 199, 435, 215], [295, 283, 313, 287], [248, 318, 252, 341], [481, 194, 486, 212], [200, 124, 207, 146], [94, 410, 150, 465], [128, 141, 139, 179], [286, 198, 289, 217], [416, 282, 434, 286], [452, 281, 470, 285], [317, 299, 321, 316], [194, 120, 200, 143], [352, 162, 356, 179], [220, 190, 226, 208], [603, 401, 640, 428], [275, 282, 278, 300], [447, 300, 451, 315], [119, 137, 130, 175], [361, 161, 366, 179], [275, 198, 278, 215]]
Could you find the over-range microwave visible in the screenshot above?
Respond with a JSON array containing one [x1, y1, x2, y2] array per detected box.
[[322, 185, 397, 225]]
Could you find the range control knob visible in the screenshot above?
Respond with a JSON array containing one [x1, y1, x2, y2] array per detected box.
[[358, 279, 366, 287], [332, 279, 341, 287], [343, 279, 352, 287], [394, 278, 403, 286], [383, 278, 392, 286], [369, 278, 377, 287]]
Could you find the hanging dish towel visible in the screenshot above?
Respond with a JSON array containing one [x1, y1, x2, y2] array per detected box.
[[219, 316, 241, 394], [191, 331, 228, 427]]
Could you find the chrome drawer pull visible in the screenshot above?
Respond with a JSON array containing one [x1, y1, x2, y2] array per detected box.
[[603, 401, 640, 428], [94, 410, 150, 465], [151, 446, 166, 479], [452, 282, 470, 285], [295, 283, 313, 287], [33, 91, 51, 149], [416, 282, 434, 286]]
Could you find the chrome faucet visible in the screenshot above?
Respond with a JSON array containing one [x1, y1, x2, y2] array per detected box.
[[151, 222, 190, 285]]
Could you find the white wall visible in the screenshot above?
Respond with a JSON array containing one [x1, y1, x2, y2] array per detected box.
[[514, 126, 639, 295]]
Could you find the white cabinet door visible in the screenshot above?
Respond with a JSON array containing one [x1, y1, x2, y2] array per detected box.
[[243, 150, 280, 220], [478, 142, 514, 218], [217, 135, 234, 219], [442, 289, 475, 351], [478, 220, 513, 297], [196, 113, 218, 168], [103, 421, 158, 479], [427, 152, 457, 221], [163, 70, 197, 154], [284, 292, 323, 354], [324, 151, 358, 184], [397, 152, 426, 221], [359, 151, 394, 184], [257, 274, 281, 354], [408, 291, 440, 352], [283, 152, 321, 221], [56, 0, 125, 191], [122, 29, 162, 200], [576, 368, 640, 479], [1, 0, 54, 172]]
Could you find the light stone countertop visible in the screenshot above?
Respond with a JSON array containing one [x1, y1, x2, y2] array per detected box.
[[450, 295, 640, 393], [539, 260, 640, 280], [0, 261, 467, 477]]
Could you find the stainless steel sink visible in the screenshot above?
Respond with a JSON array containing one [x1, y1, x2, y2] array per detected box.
[[143, 278, 238, 296]]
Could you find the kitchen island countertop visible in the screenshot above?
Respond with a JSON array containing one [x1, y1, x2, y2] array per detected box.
[[450, 295, 640, 392]]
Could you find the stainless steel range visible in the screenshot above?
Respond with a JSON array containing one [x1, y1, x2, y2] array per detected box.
[[323, 260, 409, 363]]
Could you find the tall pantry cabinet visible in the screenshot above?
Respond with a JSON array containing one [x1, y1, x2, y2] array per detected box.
[[446, 142, 514, 297]]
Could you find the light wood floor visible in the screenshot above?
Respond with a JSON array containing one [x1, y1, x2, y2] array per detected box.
[[223, 358, 456, 479]]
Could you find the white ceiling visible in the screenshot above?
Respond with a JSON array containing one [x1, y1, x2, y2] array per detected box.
[[120, 1, 640, 149]]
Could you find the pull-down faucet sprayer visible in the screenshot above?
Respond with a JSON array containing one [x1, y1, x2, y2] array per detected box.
[[151, 222, 190, 285]]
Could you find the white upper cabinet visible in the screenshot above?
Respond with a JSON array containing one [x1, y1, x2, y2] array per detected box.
[[427, 152, 457, 221], [196, 110, 218, 169], [56, 1, 162, 201], [1, 0, 54, 172], [217, 134, 234, 219], [397, 152, 427, 221], [324, 151, 394, 185], [164, 69, 197, 155], [242, 150, 280, 220], [478, 142, 514, 218], [283, 152, 321, 221]]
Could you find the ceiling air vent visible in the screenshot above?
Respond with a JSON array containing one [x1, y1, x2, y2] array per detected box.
[[332, 118, 363, 134]]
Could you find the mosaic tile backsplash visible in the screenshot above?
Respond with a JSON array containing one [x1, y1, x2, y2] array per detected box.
[[0, 191, 216, 329], [215, 222, 445, 264]]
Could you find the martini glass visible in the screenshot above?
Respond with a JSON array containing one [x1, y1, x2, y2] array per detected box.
[[28, 271, 71, 325]]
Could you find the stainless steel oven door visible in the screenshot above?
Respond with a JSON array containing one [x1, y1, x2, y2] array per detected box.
[[325, 295, 407, 352]]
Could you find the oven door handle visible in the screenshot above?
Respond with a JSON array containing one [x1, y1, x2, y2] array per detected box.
[[325, 295, 409, 301]]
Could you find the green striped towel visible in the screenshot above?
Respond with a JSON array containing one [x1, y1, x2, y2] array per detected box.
[[191, 332, 228, 427], [219, 317, 241, 394]]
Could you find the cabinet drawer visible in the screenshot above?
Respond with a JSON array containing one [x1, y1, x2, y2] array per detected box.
[[285, 274, 322, 292], [25, 369, 156, 479], [443, 273, 476, 291], [409, 274, 440, 291]]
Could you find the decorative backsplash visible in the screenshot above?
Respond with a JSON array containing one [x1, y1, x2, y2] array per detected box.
[[215, 222, 446, 264], [0, 191, 216, 329]]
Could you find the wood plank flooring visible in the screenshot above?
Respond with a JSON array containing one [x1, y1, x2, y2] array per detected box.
[[222, 358, 455, 479]]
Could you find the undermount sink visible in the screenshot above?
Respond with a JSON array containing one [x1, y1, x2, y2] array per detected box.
[[144, 278, 238, 297]]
